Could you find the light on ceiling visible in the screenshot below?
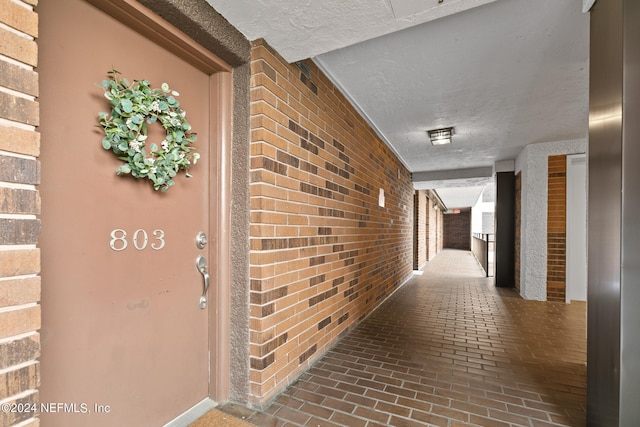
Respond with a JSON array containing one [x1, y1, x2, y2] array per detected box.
[[428, 127, 454, 145]]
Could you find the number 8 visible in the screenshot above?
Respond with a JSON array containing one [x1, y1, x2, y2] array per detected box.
[[110, 229, 128, 251]]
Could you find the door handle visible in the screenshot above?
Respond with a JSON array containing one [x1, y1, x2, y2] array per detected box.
[[196, 255, 210, 309]]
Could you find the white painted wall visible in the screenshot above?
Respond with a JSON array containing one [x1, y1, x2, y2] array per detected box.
[[566, 154, 588, 302], [583, 0, 596, 13], [471, 192, 494, 234], [514, 139, 587, 300]]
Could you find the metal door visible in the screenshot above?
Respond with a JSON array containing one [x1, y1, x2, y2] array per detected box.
[[39, 0, 219, 424]]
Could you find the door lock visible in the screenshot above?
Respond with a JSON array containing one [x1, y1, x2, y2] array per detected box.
[[195, 231, 207, 249]]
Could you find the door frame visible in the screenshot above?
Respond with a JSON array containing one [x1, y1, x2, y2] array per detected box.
[[86, 0, 233, 403]]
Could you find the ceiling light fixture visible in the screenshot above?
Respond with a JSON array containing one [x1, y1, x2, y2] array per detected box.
[[428, 127, 454, 145]]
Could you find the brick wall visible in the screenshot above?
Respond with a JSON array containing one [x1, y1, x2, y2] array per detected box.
[[426, 191, 442, 261], [419, 191, 443, 263], [547, 155, 566, 302], [443, 209, 471, 250], [249, 40, 414, 406], [413, 191, 427, 269], [515, 172, 521, 294], [0, 0, 41, 426]]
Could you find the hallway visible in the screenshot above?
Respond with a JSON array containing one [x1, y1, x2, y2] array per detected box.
[[218, 249, 587, 427]]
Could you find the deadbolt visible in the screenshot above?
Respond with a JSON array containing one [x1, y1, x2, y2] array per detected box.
[[195, 231, 207, 249]]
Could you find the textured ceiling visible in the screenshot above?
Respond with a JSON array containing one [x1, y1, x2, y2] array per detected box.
[[205, 0, 499, 62], [206, 0, 590, 208]]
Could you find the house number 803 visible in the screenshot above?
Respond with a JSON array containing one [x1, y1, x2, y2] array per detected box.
[[109, 229, 166, 251]]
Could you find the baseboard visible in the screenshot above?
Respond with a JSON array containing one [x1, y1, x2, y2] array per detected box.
[[164, 398, 218, 427]]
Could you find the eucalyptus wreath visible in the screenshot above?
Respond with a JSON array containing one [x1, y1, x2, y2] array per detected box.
[[97, 69, 199, 192]]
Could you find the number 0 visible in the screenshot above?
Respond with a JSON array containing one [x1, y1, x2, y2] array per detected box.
[[133, 229, 148, 250]]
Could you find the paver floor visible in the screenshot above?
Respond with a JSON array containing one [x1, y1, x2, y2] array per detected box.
[[219, 249, 587, 427]]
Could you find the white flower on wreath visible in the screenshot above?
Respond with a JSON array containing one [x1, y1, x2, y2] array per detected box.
[[129, 140, 143, 152], [151, 100, 161, 113]]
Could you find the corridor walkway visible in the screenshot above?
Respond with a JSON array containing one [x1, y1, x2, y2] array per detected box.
[[222, 250, 587, 426]]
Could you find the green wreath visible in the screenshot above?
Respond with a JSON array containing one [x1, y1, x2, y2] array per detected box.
[[97, 69, 199, 192]]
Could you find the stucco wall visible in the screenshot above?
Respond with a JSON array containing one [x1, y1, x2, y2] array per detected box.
[[515, 139, 586, 300]]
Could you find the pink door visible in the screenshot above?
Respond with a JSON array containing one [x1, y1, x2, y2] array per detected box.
[[39, 0, 228, 425]]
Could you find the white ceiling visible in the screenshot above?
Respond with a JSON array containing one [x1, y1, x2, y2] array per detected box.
[[433, 186, 485, 209], [206, 0, 590, 209]]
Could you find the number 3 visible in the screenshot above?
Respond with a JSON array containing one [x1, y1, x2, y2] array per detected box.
[[151, 229, 165, 250]]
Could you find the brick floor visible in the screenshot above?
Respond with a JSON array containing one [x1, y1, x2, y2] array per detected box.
[[220, 249, 587, 427]]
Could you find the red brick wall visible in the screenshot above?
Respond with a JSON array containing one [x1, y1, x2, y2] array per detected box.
[[443, 209, 471, 250], [414, 191, 427, 268], [515, 172, 522, 293], [547, 155, 566, 301], [0, 1, 41, 426], [249, 40, 414, 405]]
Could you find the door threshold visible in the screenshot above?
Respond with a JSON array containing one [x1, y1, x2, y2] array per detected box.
[[164, 398, 218, 427]]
